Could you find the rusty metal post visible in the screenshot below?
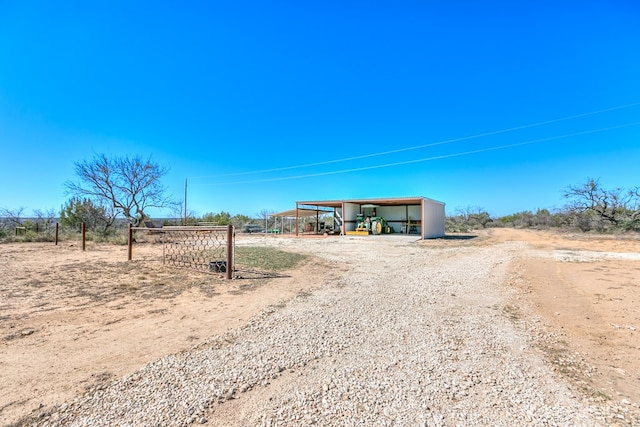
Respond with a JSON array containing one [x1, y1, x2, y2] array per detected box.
[[55, 222, 59, 245], [128, 223, 133, 261], [226, 224, 233, 279], [81, 222, 86, 251]]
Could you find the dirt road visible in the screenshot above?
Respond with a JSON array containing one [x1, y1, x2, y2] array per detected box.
[[1, 229, 639, 425]]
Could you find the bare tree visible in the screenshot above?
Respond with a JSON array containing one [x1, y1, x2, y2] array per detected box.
[[169, 200, 198, 225], [0, 206, 26, 227], [452, 205, 492, 230], [231, 214, 252, 229], [564, 178, 629, 227], [257, 208, 274, 231], [629, 186, 640, 225], [34, 208, 58, 233], [66, 154, 175, 225]]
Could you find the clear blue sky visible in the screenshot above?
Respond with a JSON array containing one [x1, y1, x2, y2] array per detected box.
[[1, 1, 639, 218]]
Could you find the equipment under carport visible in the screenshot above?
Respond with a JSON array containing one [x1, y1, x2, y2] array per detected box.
[[346, 213, 394, 236]]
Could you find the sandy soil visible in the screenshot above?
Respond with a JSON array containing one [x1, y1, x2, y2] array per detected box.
[[501, 229, 640, 405], [1, 229, 639, 425], [0, 237, 332, 426], [421, 228, 640, 405]]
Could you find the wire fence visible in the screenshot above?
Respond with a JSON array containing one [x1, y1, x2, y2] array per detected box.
[[129, 225, 234, 278]]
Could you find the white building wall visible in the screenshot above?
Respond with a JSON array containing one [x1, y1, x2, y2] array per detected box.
[[378, 205, 422, 234], [376, 206, 403, 221], [408, 205, 421, 221], [376, 206, 404, 234], [343, 203, 361, 231], [421, 198, 446, 238]]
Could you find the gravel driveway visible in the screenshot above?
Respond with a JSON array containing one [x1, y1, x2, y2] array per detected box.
[[31, 235, 604, 426]]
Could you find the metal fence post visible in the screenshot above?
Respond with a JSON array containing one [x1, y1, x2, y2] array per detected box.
[[55, 222, 59, 245], [81, 223, 86, 251]]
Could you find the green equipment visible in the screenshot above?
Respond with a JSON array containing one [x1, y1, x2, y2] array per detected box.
[[353, 213, 393, 235]]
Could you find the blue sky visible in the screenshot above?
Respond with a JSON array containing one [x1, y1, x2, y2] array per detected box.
[[1, 1, 639, 218]]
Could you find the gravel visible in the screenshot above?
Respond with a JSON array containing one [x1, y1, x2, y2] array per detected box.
[[26, 235, 635, 426]]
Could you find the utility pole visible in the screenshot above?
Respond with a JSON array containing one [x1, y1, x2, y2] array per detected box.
[[183, 178, 187, 226]]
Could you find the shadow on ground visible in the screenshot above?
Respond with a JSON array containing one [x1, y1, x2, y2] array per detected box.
[[439, 234, 478, 240], [233, 269, 290, 280]]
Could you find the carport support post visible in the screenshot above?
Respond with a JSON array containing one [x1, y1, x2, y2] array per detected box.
[[295, 205, 299, 237], [226, 224, 233, 279]]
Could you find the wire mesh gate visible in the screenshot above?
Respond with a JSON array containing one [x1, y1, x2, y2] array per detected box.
[[129, 224, 234, 279]]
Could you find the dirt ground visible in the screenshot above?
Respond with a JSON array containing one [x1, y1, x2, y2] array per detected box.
[[507, 229, 640, 406], [422, 228, 640, 406], [1, 229, 639, 425], [0, 237, 333, 426]]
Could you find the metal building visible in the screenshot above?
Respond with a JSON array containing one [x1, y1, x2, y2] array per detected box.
[[291, 196, 445, 239]]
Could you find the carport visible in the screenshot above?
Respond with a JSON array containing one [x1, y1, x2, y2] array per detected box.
[[271, 206, 334, 234]]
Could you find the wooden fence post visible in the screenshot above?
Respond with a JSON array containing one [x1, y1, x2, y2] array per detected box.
[[128, 223, 133, 261], [226, 224, 233, 279]]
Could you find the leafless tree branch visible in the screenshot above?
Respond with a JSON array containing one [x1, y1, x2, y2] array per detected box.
[[65, 154, 174, 225]]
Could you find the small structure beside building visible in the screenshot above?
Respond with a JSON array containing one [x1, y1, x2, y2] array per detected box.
[[287, 196, 445, 239]]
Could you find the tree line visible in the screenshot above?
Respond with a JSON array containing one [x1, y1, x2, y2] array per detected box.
[[0, 154, 270, 241], [1, 153, 639, 240], [447, 178, 640, 233]]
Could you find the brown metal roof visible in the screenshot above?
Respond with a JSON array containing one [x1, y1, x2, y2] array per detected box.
[[295, 196, 444, 208]]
